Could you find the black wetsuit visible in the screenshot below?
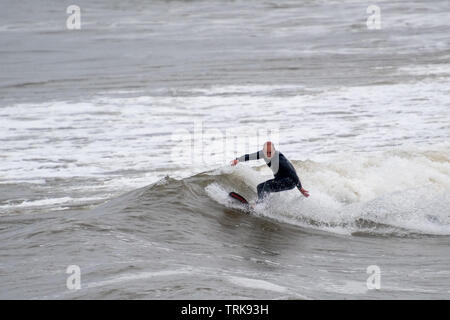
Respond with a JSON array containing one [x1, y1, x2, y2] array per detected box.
[[235, 150, 302, 201]]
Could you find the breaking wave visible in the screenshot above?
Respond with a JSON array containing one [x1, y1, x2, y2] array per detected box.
[[203, 144, 450, 236]]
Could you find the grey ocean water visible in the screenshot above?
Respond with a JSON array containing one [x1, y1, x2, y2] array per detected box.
[[0, 0, 449, 299]]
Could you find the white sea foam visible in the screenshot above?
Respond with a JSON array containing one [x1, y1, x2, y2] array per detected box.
[[85, 269, 192, 289], [0, 196, 107, 210], [227, 276, 288, 293], [206, 144, 450, 235], [397, 64, 450, 77], [1, 81, 449, 215]]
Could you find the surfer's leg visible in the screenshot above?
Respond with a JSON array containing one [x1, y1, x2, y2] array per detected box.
[[257, 179, 273, 201], [257, 177, 296, 202]]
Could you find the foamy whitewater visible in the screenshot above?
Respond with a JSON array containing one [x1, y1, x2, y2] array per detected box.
[[0, 0, 449, 299]]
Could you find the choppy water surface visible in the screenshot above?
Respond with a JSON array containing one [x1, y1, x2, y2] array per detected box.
[[0, 0, 449, 299]]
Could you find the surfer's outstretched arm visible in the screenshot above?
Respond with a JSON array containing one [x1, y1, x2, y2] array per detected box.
[[231, 151, 263, 166]]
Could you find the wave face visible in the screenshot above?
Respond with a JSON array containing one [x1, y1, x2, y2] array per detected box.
[[134, 144, 450, 237]]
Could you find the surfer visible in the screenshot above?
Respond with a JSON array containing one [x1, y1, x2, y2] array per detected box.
[[231, 141, 309, 202]]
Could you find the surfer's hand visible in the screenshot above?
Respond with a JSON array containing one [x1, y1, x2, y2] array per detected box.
[[231, 159, 239, 166], [299, 187, 310, 197]]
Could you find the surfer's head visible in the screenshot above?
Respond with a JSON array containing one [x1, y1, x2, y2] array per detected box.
[[263, 141, 275, 159]]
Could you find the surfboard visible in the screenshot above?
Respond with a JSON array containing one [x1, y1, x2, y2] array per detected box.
[[229, 192, 251, 213]]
